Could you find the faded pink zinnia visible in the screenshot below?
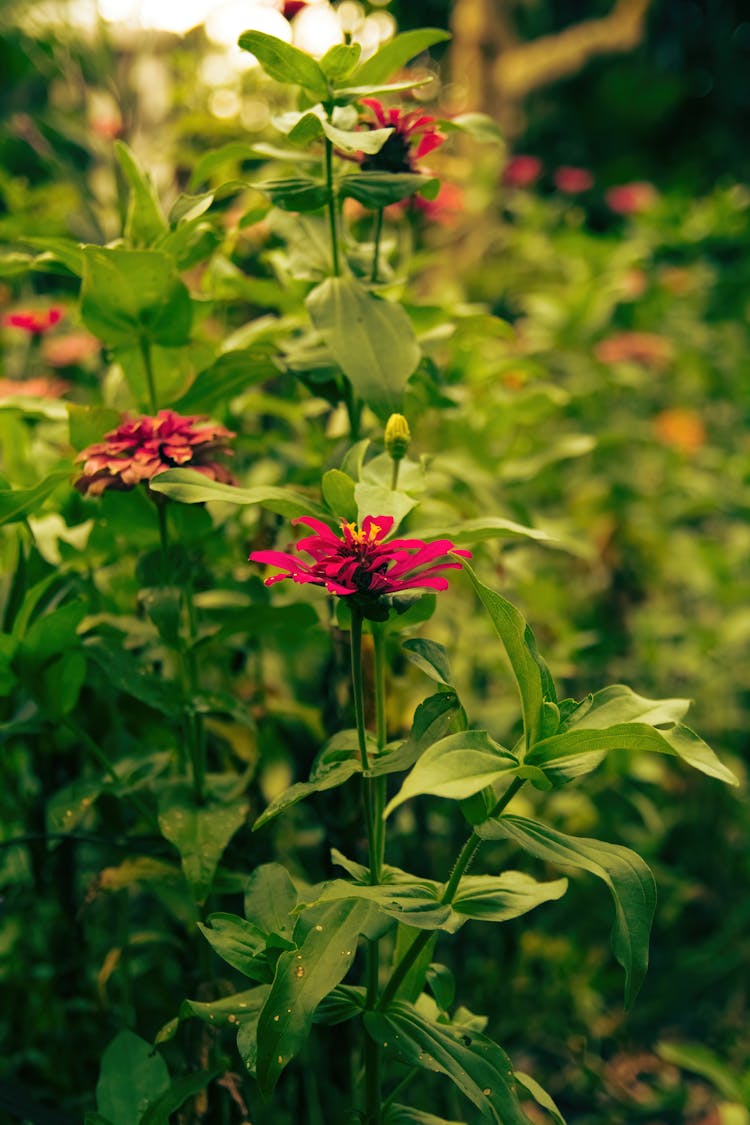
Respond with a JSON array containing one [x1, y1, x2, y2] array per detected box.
[[75, 409, 235, 496], [605, 181, 658, 215], [359, 98, 445, 174], [4, 307, 63, 334], [250, 516, 471, 603]]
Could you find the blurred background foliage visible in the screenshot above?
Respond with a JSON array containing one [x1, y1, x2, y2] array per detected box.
[[0, 0, 748, 1122]]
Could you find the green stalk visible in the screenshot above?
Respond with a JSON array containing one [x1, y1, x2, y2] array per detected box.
[[349, 607, 382, 1124], [389, 458, 401, 492], [324, 138, 341, 277], [138, 335, 158, 413], [377, 778, 526, 1011], [370, 207, 384, 283], [184, 580, 206, 804]]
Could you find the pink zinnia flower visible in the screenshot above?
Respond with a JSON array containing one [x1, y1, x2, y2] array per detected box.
[[4, 307, 63, 334], [358, 98, 445, 174], [605, 181, 658, 215], [0, 376, 69, 399], [250, 516, 471, 605], [554, 166, 594, 194], [594, 331, 673, 370], [75, 409, 235, 496], [502, 155, 542, 188]]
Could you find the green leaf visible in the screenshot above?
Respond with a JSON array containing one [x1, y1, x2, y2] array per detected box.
[[462, 562, 553, 750], [81, 247, 192, 347], [22, 235, 85, 276], [37, 649, 87, 719], [321, 42, 362, 82], [421, 517, 561, 549], [68, 404, 121, 450], [364, 1002, 534, 1124], [322, 468, 358, 521], [340, 172, 439, 209], [306, 277, 420, 416], [308, 875, 451, 930], [313, 983, 366, 1025], [139, 1071, 219, 1125], [254, 731, 367, 830], [320, 117, 394, 155], [371, 691, 461, 777], [384, 731, 517, 819], [198, 914, 269, 980], [452, 871, 568, 923], [0, 470, 71, 527], [478, 815, 656, 1007], [354, 481, 417, 530], [85, 641, 181, 716], [442, 113, 504, 145], [255, 899, 372, 1093], [47, 777, 102, 835], [402, 638, 452, 686], [243, 863, 299, 939], [351, 29, 451, 85], [179, 987, 269, 1027], [656, 1042, 747, 1104], [526, 685, 739, 787], [95, 1030, 170, 1125], [172, 346, 279, 414], [115, 140, 168, 247], [158, 782, 249, 904], [149, 468, 327, 519], [385, 1106, 466, 1124], [238, 30, 329, 99], [259, 177, 330, 212], [514, 1072, 567, 1125]]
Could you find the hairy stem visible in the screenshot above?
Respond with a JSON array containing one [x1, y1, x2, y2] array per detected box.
[[324, 138, 340, 277], [138, 334, 158, 414]]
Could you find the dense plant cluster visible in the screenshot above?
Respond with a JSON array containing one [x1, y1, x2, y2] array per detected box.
[[0, 6, 747, 1124]]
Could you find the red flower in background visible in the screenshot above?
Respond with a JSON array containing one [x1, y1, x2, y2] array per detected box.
[[250, 516, 471, 601], [554, 166, 594, 194], [0, 376, 69, 399], [594, 331, 673, 370], [605, 181, 658, 215], [4, 307, 63, 334], [409, 181, 465, 226], [502, 155, 542, 188], [281, 0, 308, 16], [359, 98, 445, 173], [75, 410, 235, 496]]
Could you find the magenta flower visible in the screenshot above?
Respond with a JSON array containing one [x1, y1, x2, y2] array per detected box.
[[554, 165, 594, 194], [358, 98, 445, 174], [502, 155, 542, 188], [75, 409, 235, 496], [250, 516, 471, 610], [4, 307, 63, 334]]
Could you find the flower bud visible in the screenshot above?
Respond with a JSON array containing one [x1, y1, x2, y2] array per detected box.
[[385, 413, 411, 462]]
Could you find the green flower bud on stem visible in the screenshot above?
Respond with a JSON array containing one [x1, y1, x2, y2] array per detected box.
[[385, 413, 411, 462]]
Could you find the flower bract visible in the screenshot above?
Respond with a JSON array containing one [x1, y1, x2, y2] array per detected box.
[[250, 515, 471, 612], [75, 409, 235, 496]]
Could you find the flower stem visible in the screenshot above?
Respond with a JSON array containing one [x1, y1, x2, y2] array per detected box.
[[324, 138, 340, 278], [184, 581, 206, 804], [377, 777, 527, 1011], [138, 335, 158, 414], [370, 208, 384, 283], [389, 459, 400, 492]]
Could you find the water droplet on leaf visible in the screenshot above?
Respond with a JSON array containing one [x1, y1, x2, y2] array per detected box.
[[294, 965, 305, 978], [483, 1088, 492, 1096]]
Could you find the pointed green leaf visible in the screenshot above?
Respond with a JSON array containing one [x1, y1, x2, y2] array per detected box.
[[255, 899, 372, 1093], [322, 468, 358, 521], [238, 30, 329, 99], [95, 1031, 170, 1125], [442, 113, 504, 145], [421, 517, 561, 549], [351, 29, 451, 85], [172, 346, 278, 413], [259, 176, 330, 212], [478, 815, 656, 1007], [462, 562, 554, 749], [384, 731, 517, 819], [526, 685, 738, 787], [198, 914, 269, 979], [115, 140, 168, 247], [452, 871, 568, 923], [371, 692, 462, 777], [81, 247, 192, 347], [320, 117, 393, 155], [321, 42, 361, 82], [402, 638, 453, 686], [180, 987, 269, 1027], [655, 1042, 747, 1104], [139, 1070, 220, 1125], [514, 1072, 567, 1125], [149, 468, 327, 519], [0, 470, 71, 527], [364, 1002, 534, 1124], [306, 277, 420, 416], [340, 172, 439, 209], [158, 782, 249, 904], [385, 1106, 465, 1124], [243, 863, 299, 938]]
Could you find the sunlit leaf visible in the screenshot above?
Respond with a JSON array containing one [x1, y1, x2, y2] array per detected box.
[[384, 731, 517, 818], [149, 468, 328, 519], [351, 29, 451, 85], [237, 30, 329, 99]]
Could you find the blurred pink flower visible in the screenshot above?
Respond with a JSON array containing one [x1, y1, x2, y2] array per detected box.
[[594, 331, 673, 370], [42, 331, 101, 368], [359, 98, 445, 173], [0, 376, 69, 399], [4, 307, 63, 334], [502, 155, 542, 188], [75, 409, 235, 496], [605, 181, 658, 215], [554, 166, 594, 194], [250, 515, 471, 600]]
